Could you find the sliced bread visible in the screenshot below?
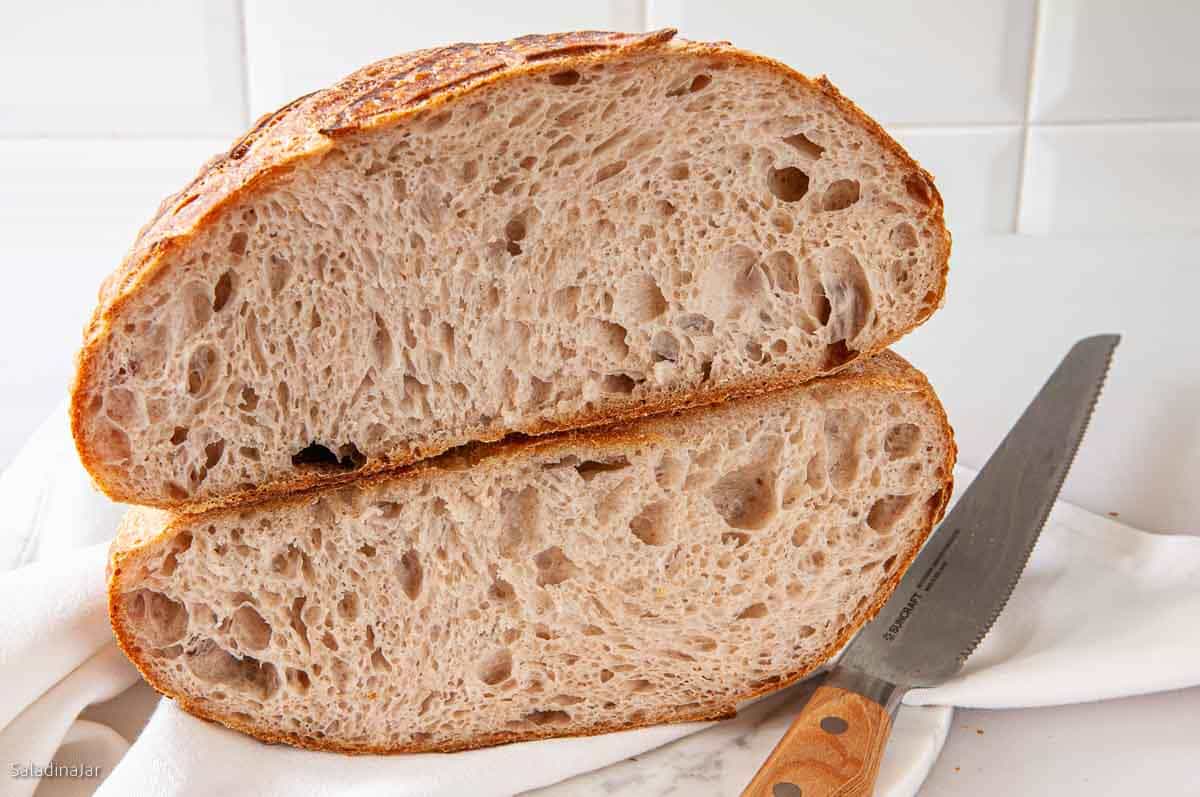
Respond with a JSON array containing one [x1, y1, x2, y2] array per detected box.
[[72, 29, 949, 511], [108, 351, 955, 753]]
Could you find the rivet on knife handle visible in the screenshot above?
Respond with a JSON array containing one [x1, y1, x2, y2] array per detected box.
[[741, 683, 891, 797]]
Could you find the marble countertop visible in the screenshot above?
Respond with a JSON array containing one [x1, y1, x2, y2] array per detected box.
[[528, 683, 1200, 795]]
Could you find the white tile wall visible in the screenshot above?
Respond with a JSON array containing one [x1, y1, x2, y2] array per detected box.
[[892, 127, 1024, 234], [0, 1, 246, 136], [650, 0, 1038, 125], [1, 1, 1199, 465], [1032, 0, 1200, 123], [243, 0, 631, 117], [1019, 123, 1200, 235]]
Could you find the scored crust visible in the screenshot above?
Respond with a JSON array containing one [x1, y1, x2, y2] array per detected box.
[[71, 29, 950, 512], [107, 350, 957, 754]]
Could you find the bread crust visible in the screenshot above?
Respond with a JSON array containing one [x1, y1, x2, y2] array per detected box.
[[107, 350, 957, 754], [71, 29, 950, 513]]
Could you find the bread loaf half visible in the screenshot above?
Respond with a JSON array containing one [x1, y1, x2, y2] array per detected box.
[[72, 29, 948, 511], [108, 352, 954, 753]]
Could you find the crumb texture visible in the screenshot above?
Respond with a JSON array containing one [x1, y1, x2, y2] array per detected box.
[[76, 41, 945, 507], [113, 377, 952, 752]]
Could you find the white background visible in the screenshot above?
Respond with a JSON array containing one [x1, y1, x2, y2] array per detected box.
[[0, 2, 1197, 794]]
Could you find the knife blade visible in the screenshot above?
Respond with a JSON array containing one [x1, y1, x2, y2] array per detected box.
[[742, 334, 1119, 797]]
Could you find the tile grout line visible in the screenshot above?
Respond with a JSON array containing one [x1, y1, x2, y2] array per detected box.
[[1013, 0, 1044, 234], [236, 0, 253, 128]]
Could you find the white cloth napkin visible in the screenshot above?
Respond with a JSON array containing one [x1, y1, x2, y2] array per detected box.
[[2, 404, 1197, 797]]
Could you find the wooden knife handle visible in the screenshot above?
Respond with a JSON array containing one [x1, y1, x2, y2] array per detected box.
[[741, 676, 896, 797]]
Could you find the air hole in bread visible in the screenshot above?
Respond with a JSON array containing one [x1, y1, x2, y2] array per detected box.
[[227, 232, 248, 257], [478, 648, 513, 685], [368, 648, 391, 672], [488, 577, 516, 603], [624, 678, 654, 694], [590, 319, 629, 358], [547, 70, 580, 86], [667, 162, 689, 180], [185, 639, 279, 700], [601, 373, 638, 395], [337, 591, 360, 621], [729, 247, 768, 304], [185, 345, 219, 398], [213, 271, 234, 311], [644, 330, 678, 364], [371, 313, 395, 369], [291, 442, 365, 470], [770, 210, 795, 234], [238, 386, 258, 412], [270, 545, 300, 578], [667, 73, 712, 97], [890, 222, 918, 250], [499, 486, 541, 558], [818, 247, 872, 345], [231, 605, 272, 651], [616, 274, 667, 322], [904, 173, 933, 207], [266, 255, 291, 296], [125, 589, 187, 646], [767, 166, 809, 202], [525, 709, 571, 726], [533, 546, 578, 587], [868, 492, 912, 535], [824, 340, 855, 369], [204, 440, 225, 470], [373, 501, 402, 520], [399, 549, 423, 600], [574, 456, 630, 482], [763, 251, 799, 294], [783, 132, 825, 159], [84, 417, 128, 464], [822, 179, 861, 211], [708, 442, 780, 530], [286, 667, 311, 694], [737, 602, 769, 620], [671, 314, 710, 340], [595, 160, 627, 183], [824, 410, 863, 489], [287, 597, 309, 650], [885, 423, 921, 460], [504, 215, 527, 245], [159, 532, 192, 576], [629, 501, 670, 546], [722, 531, 750, 548]]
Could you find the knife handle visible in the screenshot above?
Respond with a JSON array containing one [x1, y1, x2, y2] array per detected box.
[[741, 669, 899, 797]]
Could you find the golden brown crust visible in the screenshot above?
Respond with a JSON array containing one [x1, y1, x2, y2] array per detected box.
[[73, 28, 950, 512], [107, 350, 957, 754]]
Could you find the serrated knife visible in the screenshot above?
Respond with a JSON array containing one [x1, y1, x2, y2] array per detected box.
[[743, 334, 1120, 797]]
